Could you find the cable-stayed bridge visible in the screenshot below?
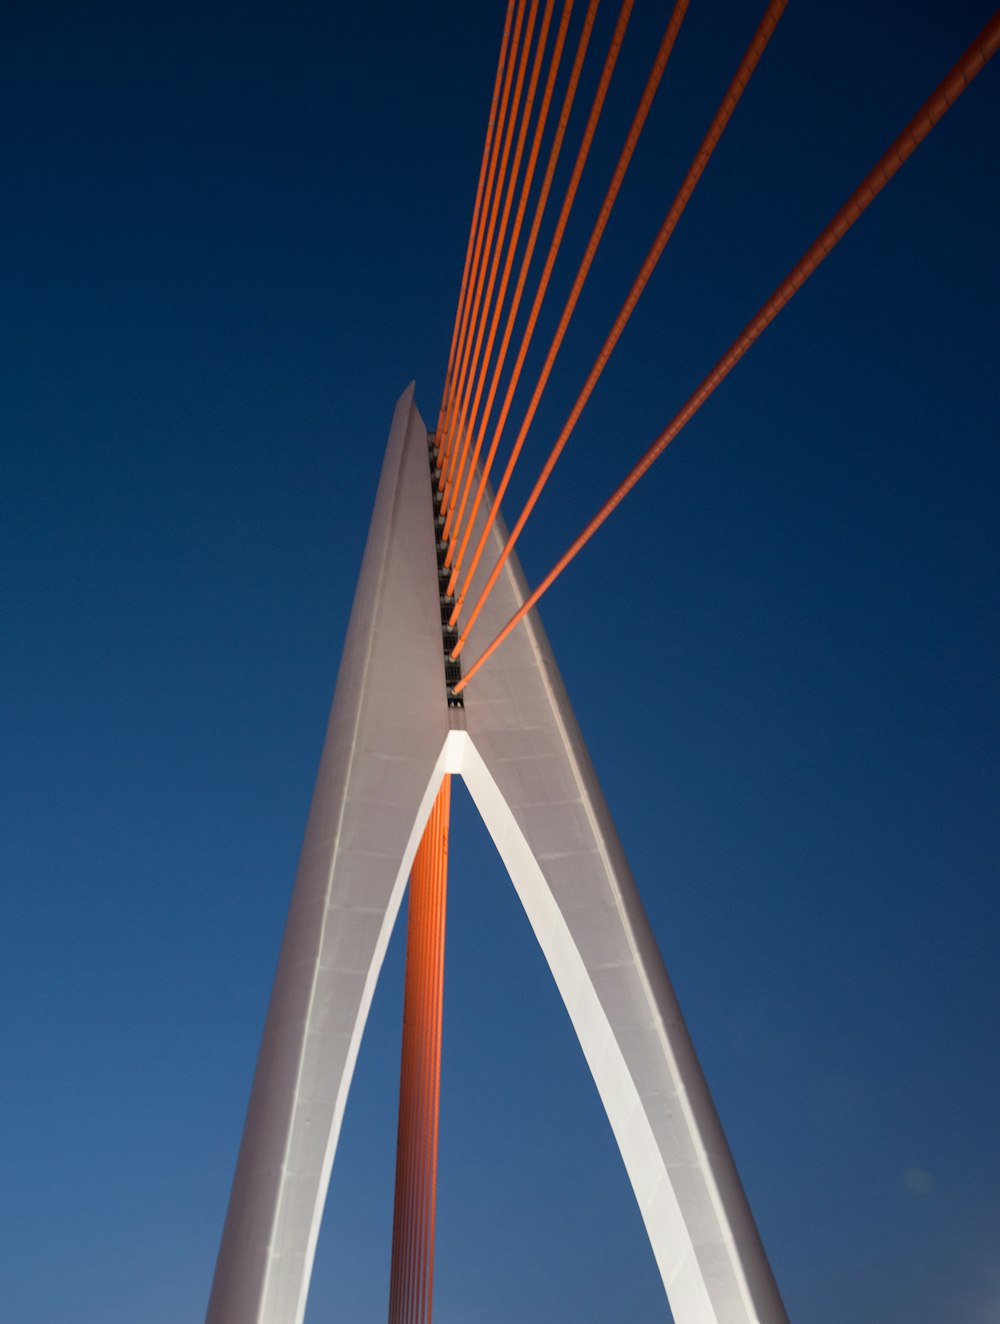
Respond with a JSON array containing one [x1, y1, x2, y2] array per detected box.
[[204, 7, 999, 1322]]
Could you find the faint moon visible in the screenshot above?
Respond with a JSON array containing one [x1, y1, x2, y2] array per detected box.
[[903, 1166, 934, 1195]]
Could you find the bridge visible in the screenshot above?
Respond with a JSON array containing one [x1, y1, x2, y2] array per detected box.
[[203, 6, 999, 1322]]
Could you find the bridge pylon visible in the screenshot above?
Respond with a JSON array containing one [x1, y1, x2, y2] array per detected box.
[[206, 386, 789, 1324]]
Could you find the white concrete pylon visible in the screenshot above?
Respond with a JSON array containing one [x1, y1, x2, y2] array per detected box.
[[205, 387, 789, 1324]]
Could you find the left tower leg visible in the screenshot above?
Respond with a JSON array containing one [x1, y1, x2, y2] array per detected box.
[[206, 388, 449, 1324]]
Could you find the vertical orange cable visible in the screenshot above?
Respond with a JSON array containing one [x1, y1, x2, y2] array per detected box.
[[387, 777, 451, 1324], [423, 802, 448, 1323], [442, 0, 575, 554], [441, 0, 541, 501], [451, 9, 1000, 696], [390, 781, 446, 1324], [407, 814, 433, 1324], [442, 0, 602, 590], [425, 804, 447, 1324], [436, 0, 518, 443], [440, 0, 531, 483], [410, 788, 437, 1324], [427, 778, 450, 1323], [439, 0, 529, 481], [419, 804, 444, 1324], [449, 0, 687, 617], [408, 829, 430, 1324], [393, 829, 425, 1324], [396, 830, 424, 1324], [441, 0, 563, 540], [451, 0, 784, 655]]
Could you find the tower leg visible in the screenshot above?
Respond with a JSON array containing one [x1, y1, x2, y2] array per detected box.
[[205, 389, 450, 1324], [451, 487, 790, 1324]]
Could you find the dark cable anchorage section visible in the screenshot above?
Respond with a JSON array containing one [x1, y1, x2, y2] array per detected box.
[[428, 434, 465, 707]]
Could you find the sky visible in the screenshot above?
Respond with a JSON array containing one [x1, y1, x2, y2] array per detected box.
[[1, 2, 998, 1321]]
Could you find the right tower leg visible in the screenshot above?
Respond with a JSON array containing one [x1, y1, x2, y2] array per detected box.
[[454, 489, 789, 1324]]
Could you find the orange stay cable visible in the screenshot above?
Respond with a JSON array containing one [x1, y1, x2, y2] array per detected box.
[[451, 0, 786, 654], [441, 0, 557, 531], [436, 1, 518, 442], [439, 0, 529, 482], [442, 0, 601, 576], [452, 10, 1000, 696], [441, 0, 539, 494], [443, 0, 633, 595], [439, 7, 528, 486], [441, 0, 572, 545], [442, 1, 543, 497], [449, 0, 686, 612], [387, 776, 451, 1324]]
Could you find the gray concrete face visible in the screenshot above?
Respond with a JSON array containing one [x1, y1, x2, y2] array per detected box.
[[205, 391, 788, 1324]]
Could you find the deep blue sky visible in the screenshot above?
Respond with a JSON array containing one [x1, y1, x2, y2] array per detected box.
[[2, 2, 997, 1321]]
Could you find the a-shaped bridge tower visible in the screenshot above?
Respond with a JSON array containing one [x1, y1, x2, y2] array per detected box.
[[205, 387, 788, 1324]]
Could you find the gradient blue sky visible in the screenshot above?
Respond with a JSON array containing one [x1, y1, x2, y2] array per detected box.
[[2, 3, 998, 1321]]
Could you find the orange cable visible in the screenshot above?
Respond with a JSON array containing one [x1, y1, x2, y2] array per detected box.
[[425, 778, 449, 1323], [449, 0, 683, 612], [389, 843, 418, 1323], [438, 4, 527, 486], [451, 0, 785, 654], [400, 808, 429, 1324], [441, 0, 538, 493], [407, 817, 429, 1324], [387, 776, 450, 1324], [425, 778, 449, 1324], [436, 1, 518, 443], [442, 0, 602, 588], [445, 0, 633, 593], [396, 809, 425, 1324], [441, 0, 556, 531], [439, 0, 529, 481], [438, 0, 527, 474], [441, 0, 572, 545], [452, 9, 1000, 695]]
